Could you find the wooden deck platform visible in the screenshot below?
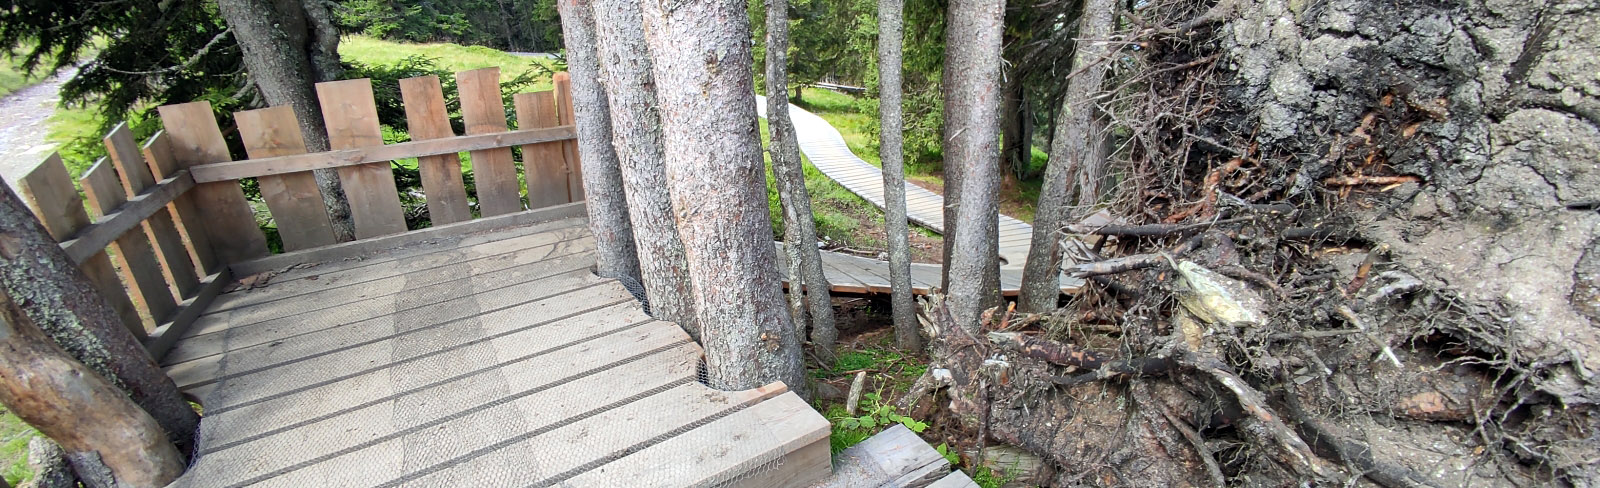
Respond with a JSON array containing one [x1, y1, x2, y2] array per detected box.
[[779, 244, 1084, 297], [161, 215, 831, 487]]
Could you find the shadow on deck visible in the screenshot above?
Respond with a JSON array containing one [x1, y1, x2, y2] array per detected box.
[[160, 211, 830, 487]]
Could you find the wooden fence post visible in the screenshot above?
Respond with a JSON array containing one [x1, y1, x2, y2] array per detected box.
[[156, 101, 270, 265], [315, 78, 408, 239], [142, 131, 220, 275], [235, 106, 339, 251], [553, 72, 586, 199], [104, 124, 200, 298], [514, 90, 572, 208], [80, 159, 176, 331], [399, 75, 473, 225], [16, 154, 146, 337], [457, 67, 525, 216]]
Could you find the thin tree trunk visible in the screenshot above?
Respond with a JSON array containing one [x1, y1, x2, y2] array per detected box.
[[639, 0, 807, 393], [556, 0, 643, 284], [216, 0, 356, 242], [942, 0, 1007, 331], [766, 0, 839, 363], [879, 0, 921, 351], [0, 180, 199, 454], [590, 0, 700, 339], [0, 292, 184, 488], [1018, 0, 1115, 312]]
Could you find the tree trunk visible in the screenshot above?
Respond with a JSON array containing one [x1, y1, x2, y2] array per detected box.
[[0, 290, 184, 488], [0, 180, 198, 454], [216, 0, 356, 242], [942, 0, 1007, 331], [590, 0, 701, 339], [1018, 0, 1115, 313], [878, 0, 921, 351], [766, 0, 840, 362], [639, 0, 808, 393], [556, 0, 643, 284]]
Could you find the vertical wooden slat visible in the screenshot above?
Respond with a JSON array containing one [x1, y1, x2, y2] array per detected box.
[[105, 124, 200, 298], [456, 67, 525, 216], [235, 106, 338, 251], [17, 154, 145, 336], [553, 72, 586, 199], [513, 90, 572, 208], [156, 101, 270, 265], [399, 75, 473, 225], [315, 78, 408, 238], [143, 131, 219, 275], [80, 159, 175, 330]]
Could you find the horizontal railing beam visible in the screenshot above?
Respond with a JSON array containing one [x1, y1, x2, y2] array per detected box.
[[190, 125, 577, 183], [61, 170, 196, 264]]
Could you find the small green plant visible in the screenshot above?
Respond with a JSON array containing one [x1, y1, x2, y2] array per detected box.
[[825, 392, 928, 454], [935, 442, 960, 465]]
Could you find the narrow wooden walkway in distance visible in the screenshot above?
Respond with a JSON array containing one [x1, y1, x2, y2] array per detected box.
[[755, 95, 1035, 266], [162, 216, 829, 487], [777, 244, 1082, 297]]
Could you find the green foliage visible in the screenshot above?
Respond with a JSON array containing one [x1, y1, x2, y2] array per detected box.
[[0, 47, 42, 98], [970, 464, 1023, 488], [824, 393, 928, 454], [0, 412, 37, 486], [936, 443, 960, 465], [332, 0, 563, 52]]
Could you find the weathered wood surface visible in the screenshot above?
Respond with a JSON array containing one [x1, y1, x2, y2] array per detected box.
[[235, 106, 339, 251], [553, 73, 585, 199], [161, 219, 830, 487], [776, 244, 1083, 296], [187, 125, 575, 183], [317, 79, 408, 239], [812, 424, 953, 488], [457, 67, 524, 217], [17, 154, 144, 335], [58, 169, 194, 266], [514, 91, 572, 208], [398, 75, 473, 226], [157, 101, 271, 265], [143, 131, 219, 275], [81, 160, 175, 331], [755, 96, 1034, 266], [105, 124, 200, 298]]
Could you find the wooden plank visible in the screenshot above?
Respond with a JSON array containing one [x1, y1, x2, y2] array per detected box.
[[81, 159, 176, 331], [106, 125, 200, 298], [513, 90, 571, 208], [17, 153, 145, 335], [187, 125, 575, 183], [816, 424, 950, 488], [59, 170, 194, 264], [156, 101, 270, 264], [227, 201, 587, 277], [927, 470, 981, 488], [143, 269, 230, 362], [456, 67, 524, 216], [398, 75, 472, 225], [234, 106, 338, 251], [316, 78, 408, 239], [143, 131, 218, 275], [553, 72, 585, 199]]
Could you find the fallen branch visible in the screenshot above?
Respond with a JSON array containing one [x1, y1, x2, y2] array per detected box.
[[1336, 305, 1403, 368], [1180, 353, 1338, 480], [1067, 235, 1203, 277], [1282, 384, 1440, 488], [1064, 217, 1251, 237], [1050, 357, 1175, 386], [1323, 175, 1422, 186]]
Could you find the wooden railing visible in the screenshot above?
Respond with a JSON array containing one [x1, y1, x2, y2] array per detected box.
[[14, 68, 582, 360]]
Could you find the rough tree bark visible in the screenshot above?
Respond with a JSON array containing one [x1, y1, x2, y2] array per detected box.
[[589, 0, 700, 338], [1018, 0, 1116, 312], [878, 0, 921, 350], [0, 180, 198, 453], [215, 0, 355, 242], [638, 0, 808, 393], [555, 0, 642, 284], [942, 0, 1008, 330], [0, 292, 184, 488], [765, 0, 839, 361]]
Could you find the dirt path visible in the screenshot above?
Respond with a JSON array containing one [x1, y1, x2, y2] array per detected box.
[[0, 68, 73, 190]]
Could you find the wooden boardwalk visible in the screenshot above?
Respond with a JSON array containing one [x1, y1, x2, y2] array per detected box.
[[755, 95, 1035, 266], [161, 216, 830, 487], [777, 244, 1080, 296]]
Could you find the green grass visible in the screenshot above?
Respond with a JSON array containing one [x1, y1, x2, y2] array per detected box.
[[340, 35, 557, 85], [0, 412, 38, 486]]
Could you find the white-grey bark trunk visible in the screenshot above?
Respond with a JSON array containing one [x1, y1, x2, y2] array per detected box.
[[765, 0, 839, 362], [589, 0, 700, 339], [216, 0, 356, 242], [639, 0, 808, 393], [0, 181, 199, 456], [942, 0, 1007, 331], [878, 0, 921, 350], [556, 0, 643, 284], [1018, 0, 1115, 312]]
